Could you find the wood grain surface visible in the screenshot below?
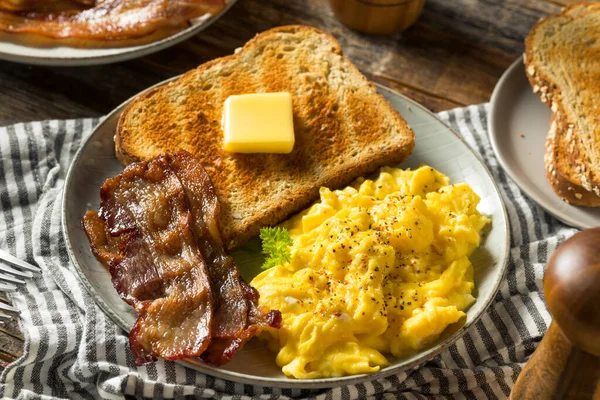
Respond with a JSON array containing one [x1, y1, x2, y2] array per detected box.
[[0, 0, 588, 396], [511, 323, 600, 399], [0, 0, 564, 125]]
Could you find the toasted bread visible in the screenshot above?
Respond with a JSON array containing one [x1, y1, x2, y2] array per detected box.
[[116, 25, 415, 249], [525, 2, 600, 207], [545, 115, 600, 207]]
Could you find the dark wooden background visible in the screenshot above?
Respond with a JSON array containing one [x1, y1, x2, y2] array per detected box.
[[0, 0, 573, 126], [0, 0, 577, 389]]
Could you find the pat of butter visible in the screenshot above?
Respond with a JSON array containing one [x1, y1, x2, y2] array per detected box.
[[223, 92, 295, 153]]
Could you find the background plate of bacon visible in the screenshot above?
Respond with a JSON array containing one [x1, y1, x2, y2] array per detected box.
[[0, 0, 236, 66]]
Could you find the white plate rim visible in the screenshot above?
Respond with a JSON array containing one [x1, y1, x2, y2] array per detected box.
[[0, 0, 238, 66], [487, 55, 598, 230], [61, 80, 511, 389]]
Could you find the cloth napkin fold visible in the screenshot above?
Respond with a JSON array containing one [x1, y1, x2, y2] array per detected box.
[[0, 105, 577, 400]]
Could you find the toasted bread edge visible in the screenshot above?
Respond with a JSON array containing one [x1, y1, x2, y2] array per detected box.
[[545, 116, 600, 207], [525, 3, 600, 207]]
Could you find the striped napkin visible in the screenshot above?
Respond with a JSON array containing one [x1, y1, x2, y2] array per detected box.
[[0, 105, 577, 399]]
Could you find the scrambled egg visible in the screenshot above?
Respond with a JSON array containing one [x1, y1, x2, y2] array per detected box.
[[250, 166, 490, 379]]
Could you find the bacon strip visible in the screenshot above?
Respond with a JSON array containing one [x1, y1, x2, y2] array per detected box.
[[83, 210, 165, 304], [170, 151, 282, 364], [170, 151, 249, 340], [201, 281, 282, 366], [0, 0, 225, 40], [0, 0, 92, 13], [83, 151, 280, 366], [84, 155, 214, 364]]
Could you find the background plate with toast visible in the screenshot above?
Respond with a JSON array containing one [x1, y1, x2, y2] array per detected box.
[[62, 81, 510, 389], [0, 0, 237, 67], [488, 56, 600, 229]]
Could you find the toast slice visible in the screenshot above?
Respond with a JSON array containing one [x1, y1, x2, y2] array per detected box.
[[116, 25, 415, 249], [545, 115, 600, 207], [525, 2, 600, 206]]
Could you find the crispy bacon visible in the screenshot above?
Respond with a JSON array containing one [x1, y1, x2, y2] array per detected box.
[[170, 151, 282, 364], [0, 0, 225, 40], [201, 281, 282, 365], [83, 151, 280, 366], [85, 156, 214, 363], [83, 210, 165, 304], [170, 152, 249, 340], [0, 0, 92, 13]]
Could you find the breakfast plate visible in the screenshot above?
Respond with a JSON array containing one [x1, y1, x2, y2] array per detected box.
[[488, 56, 600, 229], [62, 82, 510, 389], [0, 0, 237, 67]]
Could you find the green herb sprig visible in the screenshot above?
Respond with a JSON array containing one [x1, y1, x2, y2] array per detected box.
[[259, 227, 293, 270]]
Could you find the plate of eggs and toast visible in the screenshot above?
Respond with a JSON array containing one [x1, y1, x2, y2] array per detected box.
[[62, 26, 510, 388]]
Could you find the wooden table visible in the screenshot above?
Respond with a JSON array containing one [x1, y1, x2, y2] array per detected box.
[[0, 0, 576, 388]]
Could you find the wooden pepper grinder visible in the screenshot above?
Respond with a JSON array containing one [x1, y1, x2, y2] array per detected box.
[[511, 228, 600, 399]]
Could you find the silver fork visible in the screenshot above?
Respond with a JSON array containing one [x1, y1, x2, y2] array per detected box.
[[0, 249, 41, 323]]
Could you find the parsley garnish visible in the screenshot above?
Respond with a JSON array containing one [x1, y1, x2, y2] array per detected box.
[[259, 227, 293, 270]]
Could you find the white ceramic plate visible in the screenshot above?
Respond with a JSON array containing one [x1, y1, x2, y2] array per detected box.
[[0, 0, 237, 66], [488, 56, 600, 229], [62, 82, 510, 389]]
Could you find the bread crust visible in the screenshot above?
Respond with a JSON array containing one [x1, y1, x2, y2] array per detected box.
[[115, 25, 415, 248], [525, 2, 600, 207], [545, 116, 600, 207]]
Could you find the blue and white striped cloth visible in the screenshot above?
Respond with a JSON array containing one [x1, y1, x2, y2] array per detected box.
[[0, 106, 577, 399]]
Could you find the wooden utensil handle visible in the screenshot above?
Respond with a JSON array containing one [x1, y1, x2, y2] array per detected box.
[[511, 322, 600, 399]]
